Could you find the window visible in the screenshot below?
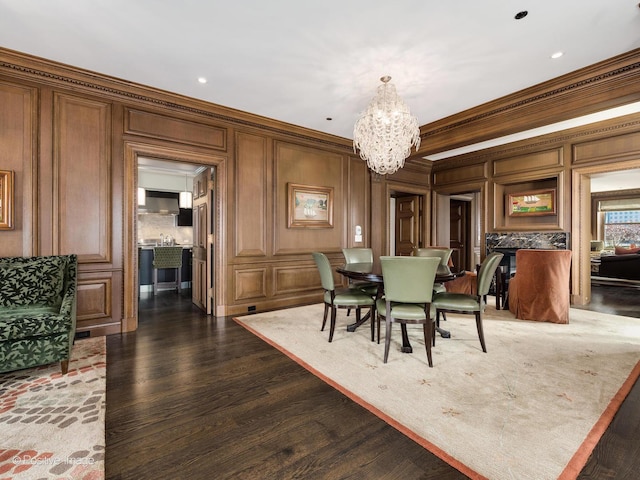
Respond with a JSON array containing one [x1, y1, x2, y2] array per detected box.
[[603, 210, 640, 247]]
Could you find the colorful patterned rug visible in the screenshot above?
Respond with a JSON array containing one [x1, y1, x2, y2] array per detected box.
[[235, 302, 640, 480], [0, 337, 106, 480]]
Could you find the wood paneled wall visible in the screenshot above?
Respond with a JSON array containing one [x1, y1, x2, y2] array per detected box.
[[0, 48, 369, 332], [1, 47, 639, 331], [431, 110, 640, 305]]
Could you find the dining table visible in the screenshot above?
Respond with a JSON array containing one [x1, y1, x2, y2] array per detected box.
[[336, 262, 465, 353]]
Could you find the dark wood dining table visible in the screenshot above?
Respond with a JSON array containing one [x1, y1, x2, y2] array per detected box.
[[336, 262, 464, 353]]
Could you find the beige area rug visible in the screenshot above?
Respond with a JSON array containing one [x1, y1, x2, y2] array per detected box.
[[235, 300, 640, 480], [0, 337, 106, 480]]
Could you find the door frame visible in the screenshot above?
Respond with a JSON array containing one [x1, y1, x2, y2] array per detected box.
[[449, 198, 472, 271], [123, 141, 227, 332], [385, 181, 430, 258], [432, 181, 486, 267], [393, 194, 423, 255], [571, 158, 640, 306]]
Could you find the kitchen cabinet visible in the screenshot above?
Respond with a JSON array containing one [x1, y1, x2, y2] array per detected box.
[[177, 208, 193, 226]]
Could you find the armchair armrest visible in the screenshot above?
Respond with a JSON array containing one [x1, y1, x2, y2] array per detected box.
[[59, 255, 78, 346]]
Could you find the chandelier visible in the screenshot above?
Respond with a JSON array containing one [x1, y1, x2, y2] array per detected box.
[[353, 76, 421, 175]]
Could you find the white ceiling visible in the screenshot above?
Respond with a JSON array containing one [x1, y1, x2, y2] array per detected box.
[[2, 1, 639, 187], [1, 0, 639, 145]]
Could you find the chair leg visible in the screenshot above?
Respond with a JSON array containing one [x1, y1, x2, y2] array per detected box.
[[321, 303, 329, 331], [422, 323, 433, 367], [153, 268, 158, 295], [328, 306, 338, 342], [475, 311, 487, 352], [370, 306, 375, 342], [432, 319, 436, 347], [383, 319, 392, 363], [177, 266, 182, 292], [60, 359, 69, 375], [377, 311, 382, 344]]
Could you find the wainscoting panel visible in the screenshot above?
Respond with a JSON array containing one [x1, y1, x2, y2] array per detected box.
[[76, 270, 121, 336], [234, 267, 268, 301], [273, 264, 326, 296]]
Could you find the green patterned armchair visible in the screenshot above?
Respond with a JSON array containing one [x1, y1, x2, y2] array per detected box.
[[0, 254, 78, 374]]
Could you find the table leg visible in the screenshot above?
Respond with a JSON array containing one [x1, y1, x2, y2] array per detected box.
[[347, 285, 381, 332], [400, 324, 413, 353], [436, 326, 451, 338], [346, 306, 374, 332], [436, 311, 451, 338]]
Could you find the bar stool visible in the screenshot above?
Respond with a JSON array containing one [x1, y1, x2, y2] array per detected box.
[[152, 246, 183, 295]]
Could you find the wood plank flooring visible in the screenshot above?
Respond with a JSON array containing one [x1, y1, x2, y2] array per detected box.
[[106, 285, 640, 479]]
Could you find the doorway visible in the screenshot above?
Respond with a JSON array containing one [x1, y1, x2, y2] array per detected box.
[[433, 191, 482, 273], [572, 164, 640, 306], [123, 142, 225, 332], [393, 194, 423, 255], [449, 198, 471, 271]]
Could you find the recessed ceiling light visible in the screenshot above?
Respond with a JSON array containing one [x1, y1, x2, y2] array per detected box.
[[551, 51, 564, 59], [514, 10, 528, 20], [197, 77, 207, 84]]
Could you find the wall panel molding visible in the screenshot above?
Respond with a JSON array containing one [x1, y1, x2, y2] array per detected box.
[[125, 108, 227, 150], [235, 132, 268, 257], [53, 92, 112, 263]]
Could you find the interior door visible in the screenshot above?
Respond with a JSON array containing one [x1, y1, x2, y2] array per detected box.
[[395, 195, 421, 256], [192, 168, 213, 314], [450, 199, 470, 271]]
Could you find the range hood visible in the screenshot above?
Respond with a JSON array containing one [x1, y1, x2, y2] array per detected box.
[[138, 196, 180, 215]]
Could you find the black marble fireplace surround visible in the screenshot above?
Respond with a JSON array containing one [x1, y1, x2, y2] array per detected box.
[[485, 232, 570, 307], [486, 232, 569, 252], [486, 231, 569, 273]]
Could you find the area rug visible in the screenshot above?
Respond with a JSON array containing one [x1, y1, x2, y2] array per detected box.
[[235, 301, 640, 480], [0, 337, 106, 480]]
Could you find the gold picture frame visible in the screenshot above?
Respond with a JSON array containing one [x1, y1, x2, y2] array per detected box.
[[507, 188, 557, 217], [0, 170, 15, 230], [287, 183, 334, 228]]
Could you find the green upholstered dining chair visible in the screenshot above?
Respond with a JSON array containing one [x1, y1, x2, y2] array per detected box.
[[312, 252, 376, 342], [431, 252, 504, 353], [342, 247, 379, 302], [414, 247, 454, 325], [414, 247, 454, 293], [377, 256, 441, 367]]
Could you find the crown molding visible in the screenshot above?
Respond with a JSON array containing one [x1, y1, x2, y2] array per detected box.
[[418, 48, 640, 158]]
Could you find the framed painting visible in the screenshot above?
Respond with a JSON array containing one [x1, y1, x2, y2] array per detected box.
[[0, 170, 14, 230], [287, 183, 334, 228], [507, 188, 557, 216]]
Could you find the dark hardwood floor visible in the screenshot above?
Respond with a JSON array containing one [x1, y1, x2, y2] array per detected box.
[[106, 285, 640, 479]]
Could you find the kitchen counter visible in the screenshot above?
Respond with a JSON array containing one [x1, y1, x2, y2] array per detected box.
[[138, 246, 193, 290], [138, 244, 193, 250]]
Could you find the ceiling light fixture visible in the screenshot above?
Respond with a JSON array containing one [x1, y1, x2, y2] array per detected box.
[[353, 76, 420, 175], [514, 10, 528, 19], [551, 51, 564, 59], [197, 77, 207, 84], [179, 175, 193, 209]]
